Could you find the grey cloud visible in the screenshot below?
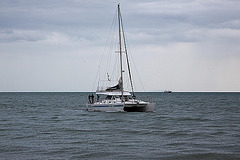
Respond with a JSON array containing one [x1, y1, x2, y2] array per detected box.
[[0, 0, 114, 30], [124, 0, 240, 36], [0, 30, 48, 43], [1, 0, 240, 45]]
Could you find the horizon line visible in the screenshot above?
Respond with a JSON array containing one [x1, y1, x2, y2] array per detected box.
[[0, 91, 240, 93]]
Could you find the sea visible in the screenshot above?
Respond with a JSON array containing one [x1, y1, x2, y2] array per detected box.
[[0, 92, 239, 160]]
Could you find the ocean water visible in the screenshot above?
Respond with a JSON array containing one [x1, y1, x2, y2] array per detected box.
[[0, 92, 239, 160]]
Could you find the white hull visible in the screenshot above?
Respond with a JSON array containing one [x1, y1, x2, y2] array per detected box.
[[86, 104, 124, 112], [86, 101, 155, 112]]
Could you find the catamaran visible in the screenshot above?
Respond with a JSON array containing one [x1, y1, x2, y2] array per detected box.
[[86, 4, 155, 112]]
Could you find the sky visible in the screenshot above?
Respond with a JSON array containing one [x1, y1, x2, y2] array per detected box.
[[0, 0, 240, 92]]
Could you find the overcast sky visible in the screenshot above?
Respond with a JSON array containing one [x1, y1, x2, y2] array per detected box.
[[1, 0, 240, 92]]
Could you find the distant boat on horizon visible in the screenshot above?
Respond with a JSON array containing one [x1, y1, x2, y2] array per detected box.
[[164, 90, 172, 93]]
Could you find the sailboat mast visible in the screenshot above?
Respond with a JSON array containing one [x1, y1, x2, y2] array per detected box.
[[118, 4, 124, 100]]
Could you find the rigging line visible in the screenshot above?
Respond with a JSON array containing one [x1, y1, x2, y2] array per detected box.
[[110, 55, 119, 83], [129, 47, 146, 92], [104, 11, 117, 81], [92, 7, 118, 91], [120, 9, 135, 95], [105, 16, 118, 87], [125, 32, 146, 92]]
